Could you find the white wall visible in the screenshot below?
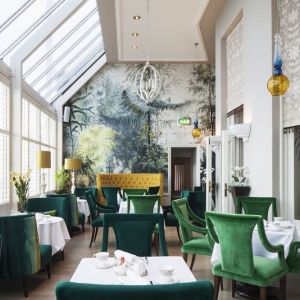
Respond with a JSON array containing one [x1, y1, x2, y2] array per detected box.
[[215, 0, 280, 198]]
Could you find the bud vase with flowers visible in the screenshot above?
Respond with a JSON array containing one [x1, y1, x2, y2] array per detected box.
[[11, 170, 31, 212]]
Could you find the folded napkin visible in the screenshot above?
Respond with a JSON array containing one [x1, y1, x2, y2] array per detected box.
[[117, 269, 150, 285], [114, 250, 137, 264]]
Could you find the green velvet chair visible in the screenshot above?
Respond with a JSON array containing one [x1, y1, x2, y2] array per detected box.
[[101, 186, 120, 211], [85, 191, 115, 248], [182, 190, 206, 219], [236, 196, 278, 220], [286, 241, 300, 274], [194, 186, 204, 192], [147, 186, 160, 195], [74, 187, 97, 200], [56, 280, 214, 300], [122, 188, 147, 201], [172, 198, 212, 270], [0, 214, 52, 297], [205, 211, 288, 300], [101, 213, 168, 257], [47, 193, 79, 229]]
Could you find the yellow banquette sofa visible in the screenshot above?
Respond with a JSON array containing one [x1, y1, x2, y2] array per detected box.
[[96, 173, 164, 204]]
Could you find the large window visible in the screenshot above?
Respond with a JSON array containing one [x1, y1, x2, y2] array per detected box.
[[22, 98, 56, 196], [0, 80, 10, 204]]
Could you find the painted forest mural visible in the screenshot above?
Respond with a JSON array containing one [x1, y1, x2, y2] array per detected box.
[[63, 63, 215, 184]]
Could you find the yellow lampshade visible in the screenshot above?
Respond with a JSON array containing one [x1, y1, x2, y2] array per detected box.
[[267, 74, 289, 96], [36, 151, 51, 168], [192, 128, 201, 139], [65, 158, 82, 170]]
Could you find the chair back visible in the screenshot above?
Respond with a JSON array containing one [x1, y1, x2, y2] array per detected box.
[[127, 195, 160, 214], [194, 186, 203, 192], [101, 213, 168, 256], [85, 191, 99, 222], [123, 188, 147, 201], [56, 280, 214, 300], [205, 211, 263, 278], [236, 196, 278, 220], [74, 187, 97, 200], [27, 197, 69, 226], [147, 186, 160, 195], [102, 186, 120, 210], [187, 191, 206, 219], [172, 198, 193, 242], [0, 214, 41, 279]]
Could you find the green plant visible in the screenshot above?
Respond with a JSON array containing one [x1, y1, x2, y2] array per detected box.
[[11, 170, 31, 212], [76, 154, 96, 185], [55, 167, 71, 193]]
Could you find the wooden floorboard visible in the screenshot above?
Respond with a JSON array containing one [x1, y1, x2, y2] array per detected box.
[[0, 225, 299, 300]]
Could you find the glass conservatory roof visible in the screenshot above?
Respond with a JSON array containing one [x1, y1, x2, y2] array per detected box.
[[0, 0, 105, 103]]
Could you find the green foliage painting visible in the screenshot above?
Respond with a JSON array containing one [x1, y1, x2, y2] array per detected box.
[[63, 64, 215, 178]]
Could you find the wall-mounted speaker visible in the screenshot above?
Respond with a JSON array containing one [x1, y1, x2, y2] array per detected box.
[[63, 106, 71, 123]]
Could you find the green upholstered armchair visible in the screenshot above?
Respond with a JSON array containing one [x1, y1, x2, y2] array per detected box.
[[27, 197, 68, 226], [182, 191, 206, 219], [101, 186, 120, 211], [205, 211, 288, 300], [47, 194, 79, 229], [85, 191, 115, 248], [101, 213, 168, 256], [122, 188, 147, 201], [146, 186, 160, 195], [56, 280, 214, 300], [172, 198, 211, 270], [74, 187, 97, 200], [0, 214, 52, 297], [287, 241, 300, 274], [236, 196, 278, 220]]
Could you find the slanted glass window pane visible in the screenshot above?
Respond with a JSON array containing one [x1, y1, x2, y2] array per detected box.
[[0, 80, 9, 131], [0, 0, 63, 65], [0, 0, 28, 25]]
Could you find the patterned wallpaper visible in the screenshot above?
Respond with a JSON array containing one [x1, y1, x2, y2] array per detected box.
[[226, 18, 244, 113], [280, 0, 300, 127]]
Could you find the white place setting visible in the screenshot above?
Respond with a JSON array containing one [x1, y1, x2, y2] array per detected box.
[[211, 217, 296, 264], [71, 250, 196, 286], [35, 213, 71, 255]]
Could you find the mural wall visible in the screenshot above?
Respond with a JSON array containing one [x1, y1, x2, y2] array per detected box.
[[63, 63, 215, 177]]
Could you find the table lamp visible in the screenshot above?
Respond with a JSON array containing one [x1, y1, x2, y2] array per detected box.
[[65, 158, 82, 194], [36, 150, 51, 197]]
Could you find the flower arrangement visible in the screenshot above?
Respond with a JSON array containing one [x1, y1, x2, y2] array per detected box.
[[200, 166, 215, 184], [11, 170, 31, 212], [230, 166, 248, 186]]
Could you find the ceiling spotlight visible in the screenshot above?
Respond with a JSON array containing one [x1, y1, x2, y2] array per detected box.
[[132, 32, 139, 37], [133, 15, 141, 20], [131, 46, 138, 50]]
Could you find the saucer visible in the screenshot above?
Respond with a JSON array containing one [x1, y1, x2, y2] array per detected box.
[[92, 258, 114, 269], [156, 275, 179, 284]]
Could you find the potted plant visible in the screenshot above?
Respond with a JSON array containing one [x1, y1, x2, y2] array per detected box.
[[55, 167, 71, 194], [11, 170, 31, 212]]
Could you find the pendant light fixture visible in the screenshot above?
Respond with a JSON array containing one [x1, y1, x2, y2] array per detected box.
[[267, 0, 289, 96], [135, 0, 160, 103]]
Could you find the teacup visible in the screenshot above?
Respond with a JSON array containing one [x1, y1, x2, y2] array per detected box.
[[159, 265, 174, 278], [93, 252, 109, 262]]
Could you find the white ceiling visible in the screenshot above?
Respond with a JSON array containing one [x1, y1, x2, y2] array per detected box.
[[114, 0, 210, 62]]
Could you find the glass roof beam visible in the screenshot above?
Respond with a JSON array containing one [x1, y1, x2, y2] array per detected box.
[[0, 0, 66, 59], [23, 8, 98, 78], [0, 0, 36, 34]]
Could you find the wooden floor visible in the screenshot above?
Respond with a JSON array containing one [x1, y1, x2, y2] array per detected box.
[[1, 225, 300, 300]]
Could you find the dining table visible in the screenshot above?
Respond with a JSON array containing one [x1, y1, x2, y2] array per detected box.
[[36, 214, 71, 255], [77, 198, 90, 223], [71, 256, 196, 285]]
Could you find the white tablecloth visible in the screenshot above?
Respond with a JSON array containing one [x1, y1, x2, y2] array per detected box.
[[119, 201, 162, 214], [71, 256, 196, 285], [77, 198, 90, 222], [211, 221, 296, 264], [37, 216, 71, 255]]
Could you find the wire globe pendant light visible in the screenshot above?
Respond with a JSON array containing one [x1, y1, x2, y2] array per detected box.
[[135, 0, 161, 104]]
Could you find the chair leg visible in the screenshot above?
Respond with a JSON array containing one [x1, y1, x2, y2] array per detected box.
[[82, 222, 85, 232], [89, 227, 95, 248], [22, 277, 28, 298], [220, 277, 224, 290], [260, 287, 266, 300], [279, 276, 287, 300], [190, 254, 196, 270], [176, 226, 181, 242], [214, 275, 221, 300], [46, 263, 51, 279], [61, 249, 64, 261], [183, 253, 188, 262], [154, 234, 159, 256], [88, 215, 91, 225], [232, 280, 236, 297], [94, 227, 99, 242]]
